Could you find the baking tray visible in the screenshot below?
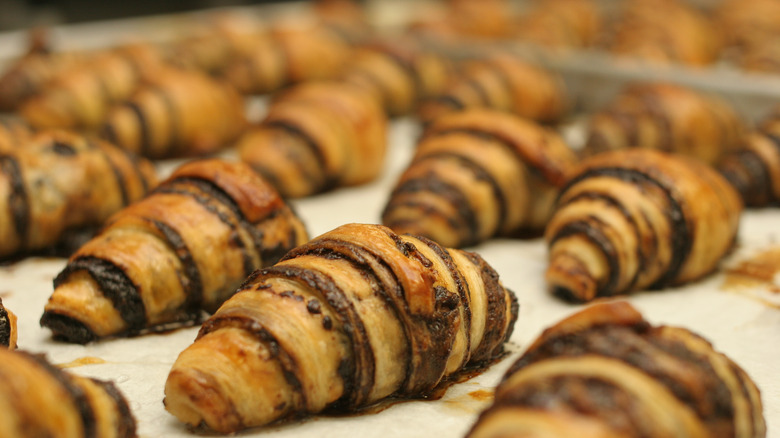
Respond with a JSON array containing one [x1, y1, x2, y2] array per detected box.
[[0, 3, 779, 437]]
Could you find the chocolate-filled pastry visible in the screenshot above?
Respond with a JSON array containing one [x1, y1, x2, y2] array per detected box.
[[716, 0, 780, 54], [0, 29, 83, 111], [166, 14, 265, 75], [0, 130, 157, 261], [409, 0, 513, 41], [165, 223, 518, 433], [466, 301, 766, 438], [383, 108, 577, 248], [514, 0, 602, 49], [41, 159, 308, 343], [584, 82, 744, 165], [19, 44, 164, 131], [417, 52, 568, 126], [718, 113, 780, 207], [311, 0, 371, 43], [99, 68, 247, 159], [545, 149, 742, 302], [0, 349, 137, 438], [238, 81, 387, 198], [607, 0, 721, 66], [0, 117, 34, 152], [340, 38, 454, 117], [220, 22, 351, 96], [0, 298, 17, 349]]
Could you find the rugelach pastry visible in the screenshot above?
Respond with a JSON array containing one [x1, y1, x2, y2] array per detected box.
[[221, 22, 351, 96], [719, 111, 780, 207], [100, 67, 247, 159], [41, 159, 308, 343], [165, 223, 518, 433], [0, 349, 137, 438], [546, 148, 742, 302], [466, 301, 766, 438], [584, 82, 744, 165], [417, 52, 568, 126], [340, 38, 454, 117], [383, 108, 578, 248], [0, 130, 157, 260], [238, 81, 387, 198], [19, 44, 164, 131]]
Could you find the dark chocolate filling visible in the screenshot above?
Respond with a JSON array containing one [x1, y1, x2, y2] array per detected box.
[[263, 120, 335, 192], [253, 264, 375, 409], [559, 167, 690, 288], [124, 101, 151, 156], [94, 379, 137, 438], [548, 217, 620, 300], [0, 300, 10, 347], [415, 150, 509, 236], [0, 155, 29, 245], [52, 256, 146, 330], [151, 219, 204, 312], [385, 174, 478, 246]]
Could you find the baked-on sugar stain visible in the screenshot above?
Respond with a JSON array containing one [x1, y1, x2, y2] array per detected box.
[[58, 356, 107, 368], [723, 246, 780, 294]]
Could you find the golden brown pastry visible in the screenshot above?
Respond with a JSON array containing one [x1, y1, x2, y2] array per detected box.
[[383, 108, 578, 248], [716, 0, 780, 54], [0, 29, 83, 111], [0, 298, 17, 349], [0, 130, 157, 261], [311, 0, 371, 43], [545, 149, 742, 302], [340, 38, 454, 117], [409, 0, 514, 41], [718, 112, 780, 207], [99, 67, 247, 159], [606, 0, 721, 66], [466, 301, 766, 438], [416, 52, 568, 126], [514, 0, 602, 49], [220, 22, 351, 96], [238, 81, 387, 198], [584, 82, 744, 165], [41, 159, 308, 343], [166, 14, 265, 75], [0, 348, 136, 438], [0, 117, 34, 152], [165, 223, 518, 433], [19, 43, 164, 131]]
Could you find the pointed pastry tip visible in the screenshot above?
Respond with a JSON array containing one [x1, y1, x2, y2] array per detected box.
[[545, 251, 599, 303]]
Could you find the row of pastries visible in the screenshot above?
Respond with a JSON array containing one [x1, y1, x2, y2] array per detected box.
[[0, 0, 777, 436]]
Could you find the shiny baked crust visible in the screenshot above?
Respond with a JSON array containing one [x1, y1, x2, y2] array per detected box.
[[545, 148, 742, 302], [40, 159, 308, 343], [466, 301, 766, 438], [164, 223, 518, 433]]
